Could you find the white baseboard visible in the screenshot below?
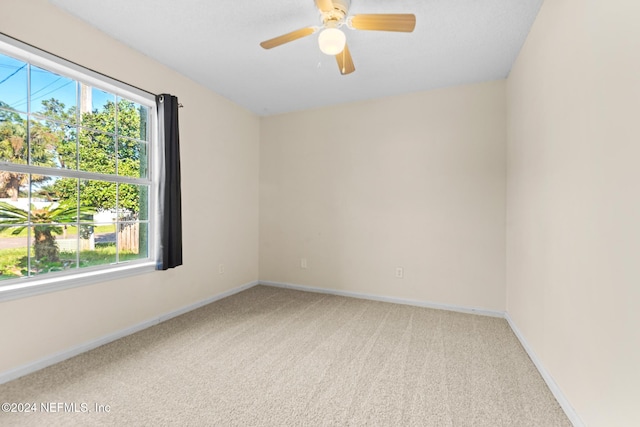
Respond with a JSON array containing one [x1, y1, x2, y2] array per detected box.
[[505, 313, 584, 427], [0, 280, 259, 385], [259, 280, 504, 318]]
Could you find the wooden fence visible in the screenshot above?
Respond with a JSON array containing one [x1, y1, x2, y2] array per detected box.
[[118, 223, 139, 254]]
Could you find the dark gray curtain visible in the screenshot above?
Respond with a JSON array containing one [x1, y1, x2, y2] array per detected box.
[[157, 94, 183, 270]]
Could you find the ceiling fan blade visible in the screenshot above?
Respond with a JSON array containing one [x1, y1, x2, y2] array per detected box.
[[315, 0, 334, 13], [260, 27, 317, 49], [350, 14, 416, 32], [335, 43, 355, 75]]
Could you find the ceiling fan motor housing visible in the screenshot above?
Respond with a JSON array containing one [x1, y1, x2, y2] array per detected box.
[[321, 0, 350, 26]]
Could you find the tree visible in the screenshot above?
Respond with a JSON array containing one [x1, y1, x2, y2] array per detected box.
[[39, 98, 77, 170], [0, 105, 28, 200], [0, 201, 93, 263], [51, 99, 146, 215], [0, 100, 62, 199]]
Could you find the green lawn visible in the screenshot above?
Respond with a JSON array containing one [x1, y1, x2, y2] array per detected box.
[[0, 247, 29, 277], [0, 224, 116, 238], [0, 243, 143, 281]]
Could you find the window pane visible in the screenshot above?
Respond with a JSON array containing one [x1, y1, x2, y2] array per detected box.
[[0, 170, 28, 201], [28, 201, 78, 274], [49, 177, 79, 207], [29, 119, 77, 169], [30, 175, 78, 223], [54, 125, 77, 169], [0, 53, 27, 113], [80, 179, 117, 216], [79, 223, 116, 268], [117, 97, 149, 141], [118, 183, 148, 221], [56, 231, 79, 267], [79, 129, 115, 174], [94, 221, 117, 237], [0, 112, 28, 164], [31, 66, 77, 123], [118, 138, 147, 178], [80, 85, 115, 132], [118, 221, 147, 261], [0, 180, 30, 278], [0, 225, 28, 281], [29, 224, 77, 275]]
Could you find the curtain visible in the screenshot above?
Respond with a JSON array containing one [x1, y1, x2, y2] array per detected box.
[[156, 94, 183, 270]]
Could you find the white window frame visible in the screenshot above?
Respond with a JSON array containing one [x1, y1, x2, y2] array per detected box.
[[0, 34, 159, 302]]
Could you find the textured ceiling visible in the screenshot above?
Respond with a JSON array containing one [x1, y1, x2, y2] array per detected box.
[[50, 0, 543, 116]]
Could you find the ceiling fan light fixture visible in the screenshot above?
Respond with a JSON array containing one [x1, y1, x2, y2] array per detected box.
[[318, 28, 346, 55]]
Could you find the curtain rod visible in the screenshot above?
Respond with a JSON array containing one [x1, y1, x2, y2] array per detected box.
[[158, 95, 184, 108], [0, 31, 183, 107]]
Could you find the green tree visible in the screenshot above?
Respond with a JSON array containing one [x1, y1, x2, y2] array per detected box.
[[51, 99, 146, 214], [0, 104, 28, 200], [39, 98, 78, 170], [0, 100, 63, 199]]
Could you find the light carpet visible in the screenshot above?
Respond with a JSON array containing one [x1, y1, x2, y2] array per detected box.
[[0, 285, 571, 426]]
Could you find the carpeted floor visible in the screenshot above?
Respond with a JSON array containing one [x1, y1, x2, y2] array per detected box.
[[0, 285, 571, 426]]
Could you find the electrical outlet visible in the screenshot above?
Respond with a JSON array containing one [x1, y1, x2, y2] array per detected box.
[[219, 264, 225, 274], [395, 267, 404, 279], [301, 258, 308, 269]]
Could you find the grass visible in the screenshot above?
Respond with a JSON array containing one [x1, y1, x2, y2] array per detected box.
[[0, 224, 116, 238], [0, 247, 30, 278], [0, 243, 144, 281]]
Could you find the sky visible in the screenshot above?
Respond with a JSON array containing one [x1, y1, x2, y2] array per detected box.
[[0, 52, 125, 119]]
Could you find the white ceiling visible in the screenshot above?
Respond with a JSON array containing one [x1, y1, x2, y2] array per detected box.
[[50, 0, 543, 116]]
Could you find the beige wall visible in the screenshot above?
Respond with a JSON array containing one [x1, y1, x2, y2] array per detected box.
[[260, 81, 506, 311], [506, 0, 640, 425], [0, 0, 260, 373]]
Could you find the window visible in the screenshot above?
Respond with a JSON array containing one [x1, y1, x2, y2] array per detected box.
[[0, 35, 157, 299]]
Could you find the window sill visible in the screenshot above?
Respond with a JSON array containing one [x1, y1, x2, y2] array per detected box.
[[0, 262, 157, 303]]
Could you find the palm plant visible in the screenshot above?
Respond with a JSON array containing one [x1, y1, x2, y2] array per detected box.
[[0, 201, 94, 263]]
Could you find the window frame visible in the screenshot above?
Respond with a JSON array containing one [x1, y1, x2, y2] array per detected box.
[[0, 34, 159, 302]]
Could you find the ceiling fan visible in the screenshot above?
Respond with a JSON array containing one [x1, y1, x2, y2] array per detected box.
[[259, 0, 416, 75]]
